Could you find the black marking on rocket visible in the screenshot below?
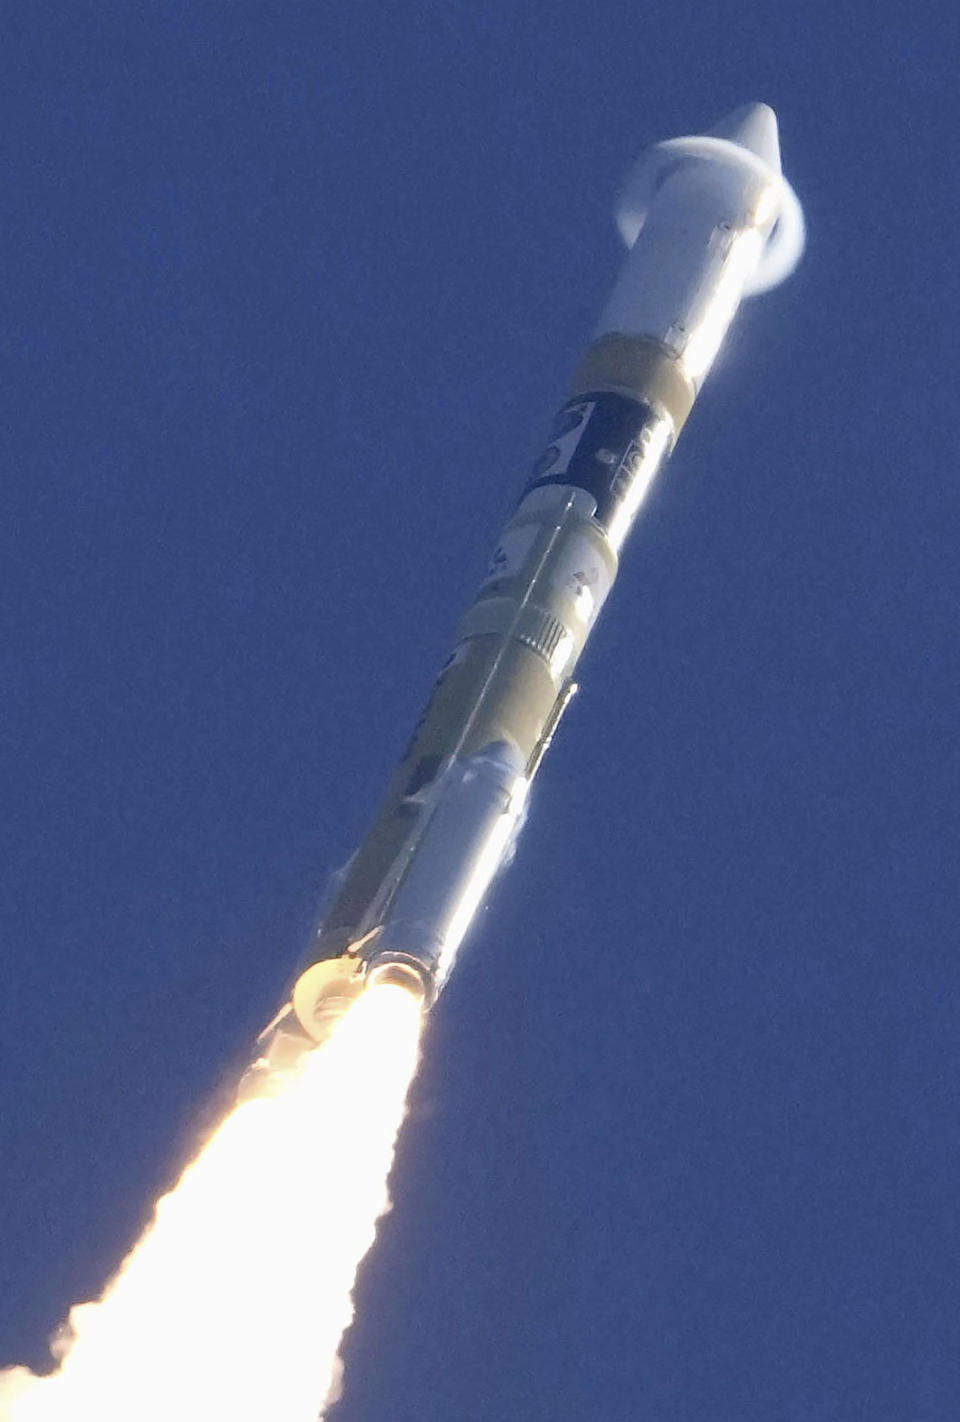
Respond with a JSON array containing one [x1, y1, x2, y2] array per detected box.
[[523, 392, 664, 535]]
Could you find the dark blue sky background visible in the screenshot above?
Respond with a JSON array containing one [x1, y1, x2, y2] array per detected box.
[[2, 3, 958, 1419]]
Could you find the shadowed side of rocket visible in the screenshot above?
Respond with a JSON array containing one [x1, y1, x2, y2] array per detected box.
[[244, 104, 803, 1086]]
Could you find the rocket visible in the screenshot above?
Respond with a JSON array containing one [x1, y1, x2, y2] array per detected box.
[[246, 103, 803, 1082]]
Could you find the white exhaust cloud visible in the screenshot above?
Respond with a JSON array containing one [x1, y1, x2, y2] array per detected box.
[[0, 983, 423, 1422]]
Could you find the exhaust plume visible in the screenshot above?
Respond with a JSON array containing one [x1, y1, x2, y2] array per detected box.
[[0, 983, 423, 1422]]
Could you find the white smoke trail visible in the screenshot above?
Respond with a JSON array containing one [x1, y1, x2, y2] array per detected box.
[[0, 983, 423, 1422]]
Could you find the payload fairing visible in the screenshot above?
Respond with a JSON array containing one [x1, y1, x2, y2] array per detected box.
[[248, 103, 803, 1080]]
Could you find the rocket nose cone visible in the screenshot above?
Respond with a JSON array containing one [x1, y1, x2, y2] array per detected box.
[[708, 103, 781, 174]]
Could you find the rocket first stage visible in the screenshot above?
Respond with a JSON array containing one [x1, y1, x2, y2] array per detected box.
[[246, 103, 803, 1082]]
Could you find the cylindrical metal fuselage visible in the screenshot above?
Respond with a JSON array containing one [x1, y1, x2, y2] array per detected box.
[[247, 105, 801, 1064], [322, 351, 678, 999]]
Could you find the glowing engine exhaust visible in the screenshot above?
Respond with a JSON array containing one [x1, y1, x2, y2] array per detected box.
[[0, 984, 423, 1422]]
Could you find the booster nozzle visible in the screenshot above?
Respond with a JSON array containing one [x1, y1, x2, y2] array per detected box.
[[292, 947, 430, 1043], [291, 957, 367, 1042], [365, 954, 433, 1004]]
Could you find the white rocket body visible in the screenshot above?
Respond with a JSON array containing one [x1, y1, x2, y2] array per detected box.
[[598, 104, 804, 387], [244, 104, 804, 1086]]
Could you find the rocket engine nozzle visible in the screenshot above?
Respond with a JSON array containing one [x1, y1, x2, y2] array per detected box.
[[291, 957, 367, 1042], [365, 955, 432, 1003], [239, 949, 429, 1100], [291, 949, 430, 1044]]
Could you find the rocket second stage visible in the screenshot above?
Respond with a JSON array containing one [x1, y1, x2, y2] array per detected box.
[[247, 103, 803, 1080]]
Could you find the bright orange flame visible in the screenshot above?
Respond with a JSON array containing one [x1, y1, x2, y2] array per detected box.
[[0, 984, 423, 1422]]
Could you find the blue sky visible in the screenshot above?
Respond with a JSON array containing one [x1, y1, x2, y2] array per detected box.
[[2, 3, 958, 1419]]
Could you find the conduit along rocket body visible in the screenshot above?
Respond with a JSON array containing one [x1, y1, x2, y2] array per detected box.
[[245, 103, 803, 1086]]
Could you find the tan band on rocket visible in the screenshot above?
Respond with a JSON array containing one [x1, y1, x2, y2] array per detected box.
[[568, 333, 696, 434]]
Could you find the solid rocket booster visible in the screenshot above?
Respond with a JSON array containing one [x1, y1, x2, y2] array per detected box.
[[249, 103, 803, 1077]]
